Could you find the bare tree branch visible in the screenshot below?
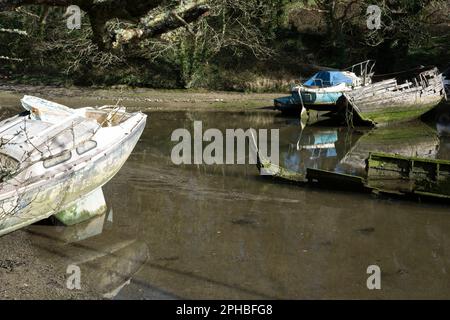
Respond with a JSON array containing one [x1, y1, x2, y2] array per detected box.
[[0, 0, 209, 49], [113, 0, 210, 48]]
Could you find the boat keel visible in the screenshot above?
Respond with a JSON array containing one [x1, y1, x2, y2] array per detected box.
[[53, 187, 107, 226]]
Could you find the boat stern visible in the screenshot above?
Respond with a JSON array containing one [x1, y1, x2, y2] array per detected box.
[[274, 96, 300, 113]]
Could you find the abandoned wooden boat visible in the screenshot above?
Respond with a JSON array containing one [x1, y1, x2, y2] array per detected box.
[[274, 60, 375, 114], [337, 121, 439, 175], [254, 145, 450, 201], [0, 95, 147, 237], [252, 122, 450, 200], [343, 67, 446, 125], [366, 152, 450, 199]]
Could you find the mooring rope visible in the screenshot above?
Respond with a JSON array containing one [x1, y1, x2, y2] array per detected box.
[[345, 103, 354, 129]]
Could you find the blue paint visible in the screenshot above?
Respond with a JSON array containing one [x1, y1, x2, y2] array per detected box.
[[303, 71, 353, 87], [274, 71, 356, 112]]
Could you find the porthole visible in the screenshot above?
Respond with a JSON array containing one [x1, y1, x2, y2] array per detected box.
[[43, 150, 72, 168]]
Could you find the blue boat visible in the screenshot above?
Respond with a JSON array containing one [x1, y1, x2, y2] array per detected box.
[[275, 61, 375, 114]]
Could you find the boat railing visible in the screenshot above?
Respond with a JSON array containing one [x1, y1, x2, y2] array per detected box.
[[416, 67, 441, 89], [345, 60, 376, 86]]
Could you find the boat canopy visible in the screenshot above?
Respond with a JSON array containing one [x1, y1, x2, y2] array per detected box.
[[304, 71, 354, 88]]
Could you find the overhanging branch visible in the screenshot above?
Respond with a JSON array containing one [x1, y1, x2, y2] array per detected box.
[[113, 0, 210, 48], [0, 0, 210, 50]]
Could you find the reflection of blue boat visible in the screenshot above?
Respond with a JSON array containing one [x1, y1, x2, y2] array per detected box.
[[302, 131, 338, 150], [275, 61, 375, 113], [301, 131, 338, 160], [283, 129, 339, 172]]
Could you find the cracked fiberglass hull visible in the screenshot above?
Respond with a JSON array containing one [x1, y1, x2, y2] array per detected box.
[[0, 115, 146, 237]]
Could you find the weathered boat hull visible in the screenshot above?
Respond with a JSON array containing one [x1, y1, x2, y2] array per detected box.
[[274, 92, 343, 113], [338, 121, 439, 175], [0, 115, 146, 237], [256, 151, 450, 201], [366, 152, 450, 199], [345, 68, 446, 125], [352, 96, 443, 124]]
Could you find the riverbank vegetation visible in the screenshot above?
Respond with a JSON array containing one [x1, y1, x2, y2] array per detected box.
[[0, 0, 449, 91]]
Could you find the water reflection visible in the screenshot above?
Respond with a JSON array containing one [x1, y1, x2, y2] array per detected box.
[[26, 209, 149, 299], [107, 110, 450, 299], [280, 126, 363, 174], [278, 120, 445, 177], [3, 107, 450, 299], [436, 111, 450, 159]]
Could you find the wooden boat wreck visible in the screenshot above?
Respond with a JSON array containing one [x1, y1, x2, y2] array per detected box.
[[0, 96, 147, 237], [343, 67, 446, 125], [255, 149, 450, 201], [365, 152, 450, 199], [251, 125, 450, 200], [337, 121, 439, 175]]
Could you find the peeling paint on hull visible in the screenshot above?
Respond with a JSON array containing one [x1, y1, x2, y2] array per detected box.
[[54, 187, 107, 226], [0, 116, 146, 237], [345, 68, 446, 126], [357, 98, 443, 125]]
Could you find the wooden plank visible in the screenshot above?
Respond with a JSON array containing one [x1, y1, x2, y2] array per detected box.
[[366, 152, 450, 198], [356, 88, 421, 104], [306, 168, 366, 188]]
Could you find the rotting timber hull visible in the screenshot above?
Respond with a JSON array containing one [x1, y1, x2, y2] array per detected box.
[[345, 68, 446, 126], [366, 152, 450, 199], [0, 118, 146, 237], [355, 96, 444, 125], [255, 148, 450, 201], [338, 121, 439, 175]]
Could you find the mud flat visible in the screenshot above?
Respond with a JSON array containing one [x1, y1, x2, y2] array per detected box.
[[0, 84, 282, 112], [1, 87, 450, 300], [0, 229, 96, 299], [0, 85, 280, 300]]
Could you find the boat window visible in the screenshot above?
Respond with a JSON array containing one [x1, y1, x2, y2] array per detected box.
[[76, 140, 97, 155], [0, 153, 20, 182], [43, 150, 72, 168]]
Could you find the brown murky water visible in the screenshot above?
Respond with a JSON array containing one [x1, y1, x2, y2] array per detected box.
[[2, 101, 450, 299]]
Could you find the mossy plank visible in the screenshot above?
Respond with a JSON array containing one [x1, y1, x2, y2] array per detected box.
[[366, 152, 450, 198]]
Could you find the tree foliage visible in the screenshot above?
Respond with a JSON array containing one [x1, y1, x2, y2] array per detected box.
[[0, 0, 448, 89]]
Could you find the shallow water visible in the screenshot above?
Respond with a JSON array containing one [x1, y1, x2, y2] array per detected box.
[[3, 104, 450, 299]]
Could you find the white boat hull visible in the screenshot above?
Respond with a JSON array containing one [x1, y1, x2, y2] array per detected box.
[[0, 114, 146, 237]]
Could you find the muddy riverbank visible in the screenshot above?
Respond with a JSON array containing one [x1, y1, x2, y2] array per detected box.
[[0, 86, 282, 300], [1, 87, 450, 300], [0, 84, 282, 112]]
